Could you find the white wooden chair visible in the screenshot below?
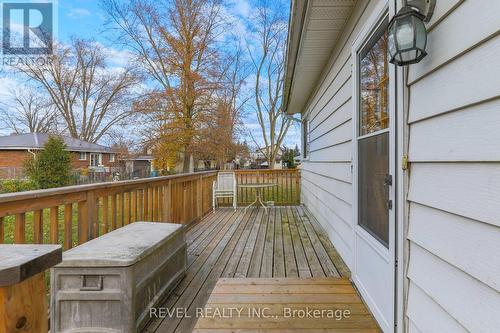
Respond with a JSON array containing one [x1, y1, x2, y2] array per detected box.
[[213, 172, 237, 211]]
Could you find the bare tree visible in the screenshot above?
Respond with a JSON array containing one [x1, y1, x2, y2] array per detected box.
[[15, 39, 139, 143], [203, 46, 250, 168], [248, 1, 291, 169], [102, 0, 226, 172], [0, 88, 58, 134]]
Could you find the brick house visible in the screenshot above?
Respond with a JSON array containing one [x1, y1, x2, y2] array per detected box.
[[0, 133, 119, 178]]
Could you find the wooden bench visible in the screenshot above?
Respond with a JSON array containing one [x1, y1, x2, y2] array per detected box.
[[51, 222, 187, 333]]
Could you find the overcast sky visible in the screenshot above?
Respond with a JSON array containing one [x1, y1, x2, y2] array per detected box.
[[0, 0, 301, 149]]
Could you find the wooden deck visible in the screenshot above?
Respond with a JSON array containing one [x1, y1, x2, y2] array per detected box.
[[194, 278, 381, 332], [145, 206, 375, 333]]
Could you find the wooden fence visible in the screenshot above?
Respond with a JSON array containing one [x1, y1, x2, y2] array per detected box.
[[0, 171, 217, 248], [219, 169, 301, 206]]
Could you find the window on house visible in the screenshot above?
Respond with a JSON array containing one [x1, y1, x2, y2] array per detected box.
[[109, 154, 115, 162], [79, 152, 86, 160], [90, 153, 102, 167], [302, 119, 309, 159]]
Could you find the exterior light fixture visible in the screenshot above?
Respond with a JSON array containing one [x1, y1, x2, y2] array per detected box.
[[388, 0, 435, 66]]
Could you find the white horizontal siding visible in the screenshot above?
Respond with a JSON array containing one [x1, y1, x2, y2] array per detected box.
[[300, 0, 382, 276], [407, 280, 467, 333], [310, 98, 352, 143], [408, 163, 500, 228], [408, 202, 500, 292], [309, 119, 352, 152], [407, 319, 423, 333], [310, 75, 352, 131], [425, 0, 462, 29], [301, 168, 352, 205], [301, 182, 353, 268], [308, 140, 352, 162], [408, 0, 500, 84], [409, 33, 500, 123], [409, 98, 500, 161], [406, 1, 500, 331], [301, 161, 352, 183], [408, 244, 500, 332]]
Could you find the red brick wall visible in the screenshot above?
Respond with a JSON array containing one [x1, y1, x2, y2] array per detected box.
[[0, 150, 31, 167], [0, 150, 118, 169], [72, 152, 118, 169]]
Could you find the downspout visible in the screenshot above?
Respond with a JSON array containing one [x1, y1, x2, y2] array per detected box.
[[27, 148, 36, 159]]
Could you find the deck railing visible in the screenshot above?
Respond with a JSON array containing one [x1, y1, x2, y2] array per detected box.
[[0, 169, 301, 247], [232, 169, 301, 205], [0, 171, 217, 248]]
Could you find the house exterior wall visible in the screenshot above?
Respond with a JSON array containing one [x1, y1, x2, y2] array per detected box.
[[405, 0, 500, 332], [300, 0, 500, 332], [300, 0, 380, 272], [0, 150, 30, 168], [0, 150, 119, 176]]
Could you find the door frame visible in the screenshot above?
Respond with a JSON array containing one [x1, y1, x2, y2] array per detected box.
[[351, 1, 398, 332]]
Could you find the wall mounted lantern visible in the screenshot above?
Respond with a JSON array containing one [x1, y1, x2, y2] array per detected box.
[[388, 0, 435, 66]]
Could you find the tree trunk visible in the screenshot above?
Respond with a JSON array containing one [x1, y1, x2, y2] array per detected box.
[[182, 153, 191, 173]]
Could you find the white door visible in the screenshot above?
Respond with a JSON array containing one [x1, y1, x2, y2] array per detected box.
[[352, 4, 396, 332]]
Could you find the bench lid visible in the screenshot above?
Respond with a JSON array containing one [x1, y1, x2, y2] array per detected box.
[[58, 222, 184, 267]]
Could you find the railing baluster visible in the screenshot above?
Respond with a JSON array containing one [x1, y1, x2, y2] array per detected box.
[[163, 181, 171, 222], [78, 200, 88, 245], [157, 186, 163, 221], [0, 216, 4, 244], [50, 206, 59, 244], [153, 187, 158, 221], [33, 209, 43, 244], [64, 204, 73, 250], [102, 196, 108, 234], [132, 190, 137, 222], [14, 213, 26, 244], [138, 189, 143, 221], [111, 194, 117, 231], [119, 192, 125, 227], [144, 187, 149, 221], [124, 192, 130, 225]]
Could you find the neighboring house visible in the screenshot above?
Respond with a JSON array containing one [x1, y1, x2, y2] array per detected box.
[[0, 133, 119, 178], [122, 155, 154, 179], [250, 145, 284, 169], [284, 1, 499, 333]]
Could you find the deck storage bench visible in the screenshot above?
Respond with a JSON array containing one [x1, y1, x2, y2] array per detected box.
[[50, 222, 187, 333]]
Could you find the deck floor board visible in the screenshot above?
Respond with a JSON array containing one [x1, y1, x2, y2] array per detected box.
[[146, 207, 357, 333]]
